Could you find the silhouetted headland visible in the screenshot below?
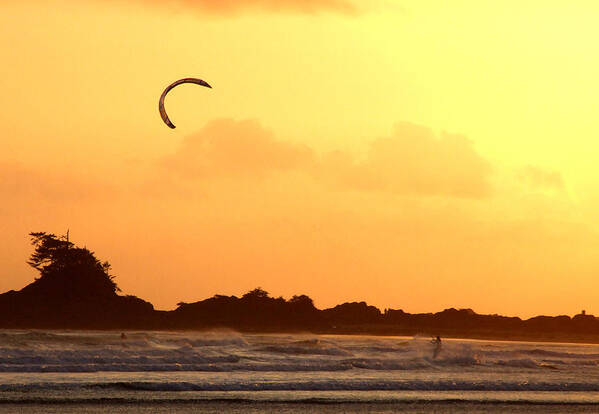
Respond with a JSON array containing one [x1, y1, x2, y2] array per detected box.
[[1, 231, 599, 344]]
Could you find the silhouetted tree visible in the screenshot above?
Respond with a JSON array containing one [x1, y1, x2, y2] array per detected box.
[[27, 232, 119, 296], [289, 295, 315, 307], [242, 287, 269, 300]]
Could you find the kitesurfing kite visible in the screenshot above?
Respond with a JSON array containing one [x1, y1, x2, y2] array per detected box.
[[158, 78, 212, 129]]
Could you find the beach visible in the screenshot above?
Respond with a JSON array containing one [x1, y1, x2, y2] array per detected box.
[[1, 401, 599, 414]]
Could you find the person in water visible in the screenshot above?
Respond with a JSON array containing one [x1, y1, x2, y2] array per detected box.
[[431, 335, 442, 359]]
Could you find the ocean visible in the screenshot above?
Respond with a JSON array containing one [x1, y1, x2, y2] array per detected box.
[[0, 330, 598, 413]]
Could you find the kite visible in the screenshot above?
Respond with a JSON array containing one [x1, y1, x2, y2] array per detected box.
[[159, 78, 212, 129]]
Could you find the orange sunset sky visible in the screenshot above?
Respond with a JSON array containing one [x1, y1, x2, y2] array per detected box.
[[1, 0, 599, 318]]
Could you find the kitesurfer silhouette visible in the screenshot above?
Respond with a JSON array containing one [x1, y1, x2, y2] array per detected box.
[[431, 335, 442, 359]]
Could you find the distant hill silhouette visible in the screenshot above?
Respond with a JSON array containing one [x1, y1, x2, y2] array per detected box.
[[170, 288, 323, 331], [2, 231, 599, 343]]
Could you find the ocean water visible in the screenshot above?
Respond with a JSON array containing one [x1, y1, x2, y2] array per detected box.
[[0, 330, 598, 413]]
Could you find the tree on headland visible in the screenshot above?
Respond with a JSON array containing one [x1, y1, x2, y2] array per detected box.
[[27, 232, 119, 297], [289, 294, 315, 307], [0, 231, 157, 328], [242, 287, 269, 300]]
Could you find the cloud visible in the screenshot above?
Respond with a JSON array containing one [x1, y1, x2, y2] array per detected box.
[[131, 0, 357, 15], [0, 162, 116, 202], [162, 119, 315, 177], [319, 122, 493, 198], [162, 119, 493, 198], [518, 165, 564, 191]]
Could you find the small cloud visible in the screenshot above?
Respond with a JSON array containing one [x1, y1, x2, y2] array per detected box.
[[162, 118, 315, 177], [518, 166, 564, 191], [319, 122, 493, 198], [0, 162, 115, 201], [130, 0, 357, 15]]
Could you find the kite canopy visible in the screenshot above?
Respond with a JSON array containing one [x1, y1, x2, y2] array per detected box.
[[159, 78, 212, 129]]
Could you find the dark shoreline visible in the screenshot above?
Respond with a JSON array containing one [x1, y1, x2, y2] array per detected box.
[[8, 233, 598, 345]]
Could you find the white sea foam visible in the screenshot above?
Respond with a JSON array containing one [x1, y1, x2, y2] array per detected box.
[[0, 331, 597, 373], [1, 331, 599, 401]]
